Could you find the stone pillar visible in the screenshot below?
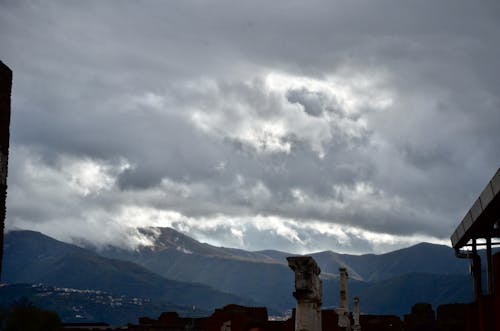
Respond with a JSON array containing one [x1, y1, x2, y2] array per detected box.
[[220, 320, 231, 331], [337, 267, 351, 330], [353, 297, 361, 331], [287, 256, 322, 331]]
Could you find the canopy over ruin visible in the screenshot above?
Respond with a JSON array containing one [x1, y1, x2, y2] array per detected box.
[[451, 168, 500, 250]]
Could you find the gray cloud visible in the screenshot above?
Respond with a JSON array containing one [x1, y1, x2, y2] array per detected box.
[[1, 0, 499, 254], [286, 89, 326, 117]]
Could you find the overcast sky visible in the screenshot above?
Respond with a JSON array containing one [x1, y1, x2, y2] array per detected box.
[[1, 1, 499, 254]]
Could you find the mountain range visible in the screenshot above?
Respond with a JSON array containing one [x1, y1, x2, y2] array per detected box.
[[3, 231, 253, 310], [97, 227, 470, 281], [2, 228, 475, 324], [98, 227, 473, 312]]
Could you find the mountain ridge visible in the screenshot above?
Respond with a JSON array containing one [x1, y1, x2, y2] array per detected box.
[[94, 226, 468, 281]]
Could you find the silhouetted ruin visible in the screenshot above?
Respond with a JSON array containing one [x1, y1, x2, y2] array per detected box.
[[287, 256, 322, 331], [106, 303, 468, 331], [0, 61, 12, 282], [404, 303, 437, 331], [336, 267, 350, 330], [127, 305, 268, 331], [75, 262, 469, 331], [352, 297, 360, 331]]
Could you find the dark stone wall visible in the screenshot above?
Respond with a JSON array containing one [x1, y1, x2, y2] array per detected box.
[[0, 61, 12, 281]]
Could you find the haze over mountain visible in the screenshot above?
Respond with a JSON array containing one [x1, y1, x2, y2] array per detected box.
[[98, 227, 470, 282]]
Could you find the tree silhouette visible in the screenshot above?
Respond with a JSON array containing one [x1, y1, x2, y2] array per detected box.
[[1, 298, 61, 331]]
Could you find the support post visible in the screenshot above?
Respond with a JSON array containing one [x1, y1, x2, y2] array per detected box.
[[486, 237, 493, 295], [471, 239, 483, 301]]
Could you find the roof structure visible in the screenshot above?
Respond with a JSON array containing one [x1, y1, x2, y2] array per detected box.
[[450, 168, 500, 249]]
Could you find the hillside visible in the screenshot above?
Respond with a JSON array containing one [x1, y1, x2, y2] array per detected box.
[[0, 283, 208, 326], [3, 230, 255, 312], [308, 242, 469, 282]]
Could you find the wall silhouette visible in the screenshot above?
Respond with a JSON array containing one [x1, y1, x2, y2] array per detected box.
[[0, 61, 12, 281]]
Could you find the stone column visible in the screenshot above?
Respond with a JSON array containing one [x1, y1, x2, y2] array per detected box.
[[353, 297, 361, 331], [287, 256, 322, 331], [220, 320, 231, 331], [337, 267, 351, 330]]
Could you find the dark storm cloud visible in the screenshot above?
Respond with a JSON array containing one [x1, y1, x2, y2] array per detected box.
[[286, 89, 326, 117], [1, 0, 500, 253]]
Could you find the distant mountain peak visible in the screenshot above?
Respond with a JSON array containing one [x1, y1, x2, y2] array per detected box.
[[136, 227, 226, 257], [7, 229, 46, 237]]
